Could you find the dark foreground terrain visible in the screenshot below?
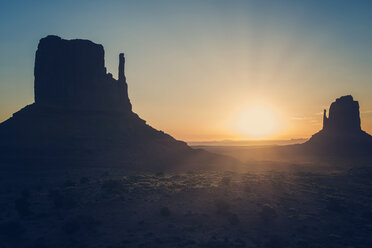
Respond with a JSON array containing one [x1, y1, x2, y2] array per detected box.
[[1, 36, 371, 247], [0, 158, 371, 248]]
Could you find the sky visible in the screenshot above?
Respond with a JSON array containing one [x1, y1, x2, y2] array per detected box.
[[1, 0, 372, 141]]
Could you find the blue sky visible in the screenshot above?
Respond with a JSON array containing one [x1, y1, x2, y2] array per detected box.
[[1, 0, 372, 140]]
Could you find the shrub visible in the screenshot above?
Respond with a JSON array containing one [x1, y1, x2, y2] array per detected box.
[[326, 199, 343, 213], [220, 176, 231, 186], [62, 219, 80, 234], [63, 180, 76, 188], [0, 221, 25, 238], [101, 180, 125, 195], [155, 172, 164, 177], [228, 213, 240, 225], [48, 189, 77, 209], [21, 189, 30, 198], [260, 204, 278, 222], [80, 177, 90, 184], [266, 236, 287, 248], [243, 183, 251, 193], [214, 199, 230, 214], [15, 198, 31, 217], [160, 207, 171, 217], [62, 215, 100, 235], [28, 237, 47, 248]]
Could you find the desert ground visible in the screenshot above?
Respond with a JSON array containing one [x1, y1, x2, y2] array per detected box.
[[0, 147, 371, 248]]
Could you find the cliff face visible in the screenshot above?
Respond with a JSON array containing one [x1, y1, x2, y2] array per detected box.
[[304, 95, 372, 155], [34, 35, 131, 112], [323, 95, 361, 134], [0, 36, 198, 167]]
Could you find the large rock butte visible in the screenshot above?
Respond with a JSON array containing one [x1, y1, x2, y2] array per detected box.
[[303, 95, 372, 155], [251, 95, 372, 161], [0, 35, 231, 168], [322, 95, 361, 133], [34, 36, 132, 112]]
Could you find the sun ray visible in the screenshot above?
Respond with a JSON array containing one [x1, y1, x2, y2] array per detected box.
[[232, 104, 283, 139]]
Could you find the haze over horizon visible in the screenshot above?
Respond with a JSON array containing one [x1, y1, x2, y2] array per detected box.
[[1, 0, 372, 141]]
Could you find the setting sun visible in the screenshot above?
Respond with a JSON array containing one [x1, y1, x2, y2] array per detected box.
[[2, 1, 372, 247], [233, 104, 283, 139]]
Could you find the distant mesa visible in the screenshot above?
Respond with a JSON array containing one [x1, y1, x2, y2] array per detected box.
[[0, 35, 232, 168], [256, 95, 372, 161], [303, 95, 372, 155], [322, 95, 361, 134]]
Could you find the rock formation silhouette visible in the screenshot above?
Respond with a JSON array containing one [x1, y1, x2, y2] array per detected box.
[[322, 95, 361, 133], [34, 36, 132, 112], [303, 95, 372, 156], [246, 95, 372, 162], [0, 35, 232, 169]]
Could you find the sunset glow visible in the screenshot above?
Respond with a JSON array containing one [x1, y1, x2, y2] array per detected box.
[[233, 104, 283, 139], [1, 1, 372, 142]]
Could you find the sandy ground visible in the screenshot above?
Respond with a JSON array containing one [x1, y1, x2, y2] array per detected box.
[[0, 156, 371, 248]]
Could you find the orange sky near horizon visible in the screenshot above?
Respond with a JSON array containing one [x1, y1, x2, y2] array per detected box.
[[1, 1, 372, 142]]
